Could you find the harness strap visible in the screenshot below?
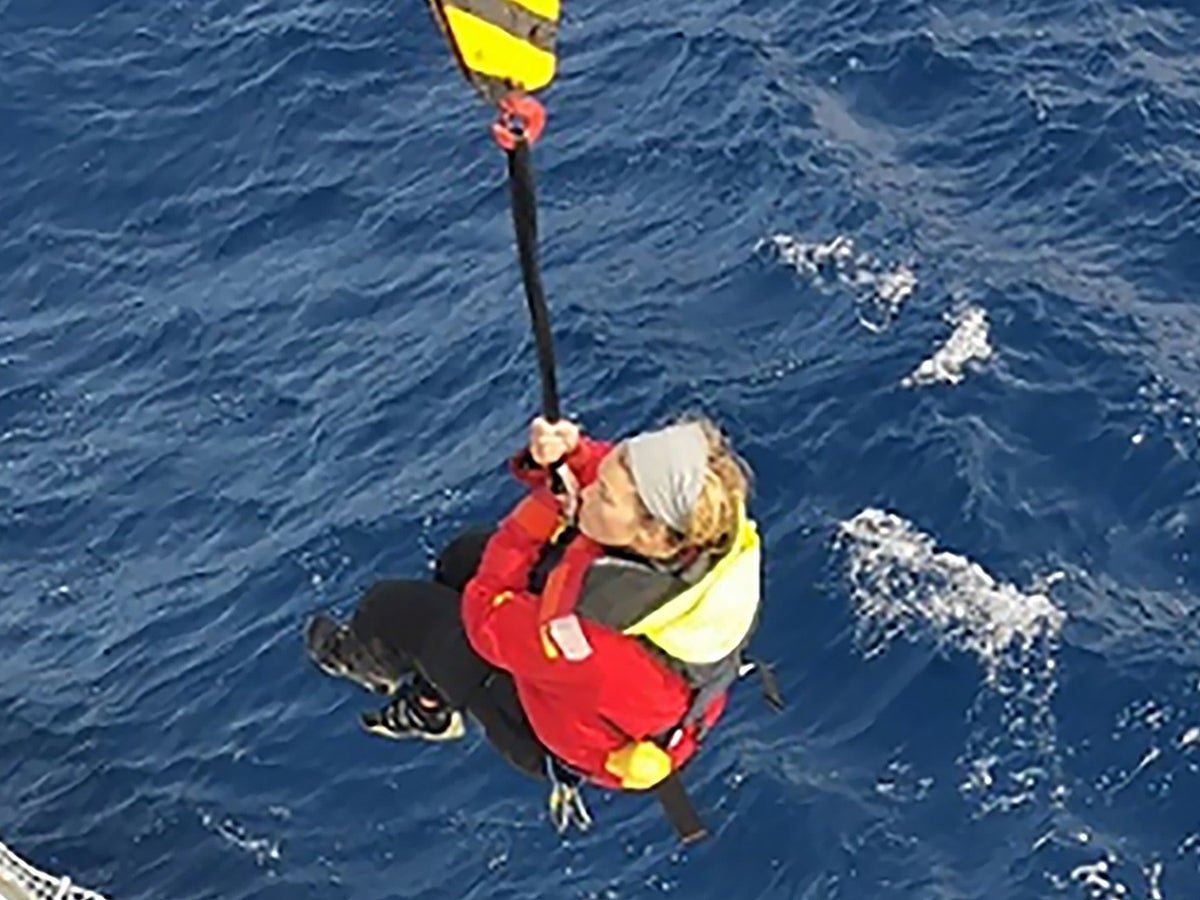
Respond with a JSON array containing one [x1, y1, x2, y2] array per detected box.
[[743, 657, 785, 712], [659, 655, 785, 748], [654, 773, 708, 844], [649, 659, 782, 843], [537, 535, 604, 625]]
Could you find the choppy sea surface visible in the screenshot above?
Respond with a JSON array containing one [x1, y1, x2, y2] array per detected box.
[[3, 0, 1200, 897]]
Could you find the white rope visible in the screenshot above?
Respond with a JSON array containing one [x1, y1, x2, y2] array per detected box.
[[0, 842, 106, 900]]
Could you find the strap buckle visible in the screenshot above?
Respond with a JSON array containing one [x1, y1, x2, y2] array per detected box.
[[545, 756, 593, 834]]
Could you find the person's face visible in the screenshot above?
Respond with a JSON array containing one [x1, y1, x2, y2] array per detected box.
[[577, 449, 674, 557]]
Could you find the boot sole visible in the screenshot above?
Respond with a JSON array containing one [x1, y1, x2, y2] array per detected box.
[[359, 710, 467, 742]]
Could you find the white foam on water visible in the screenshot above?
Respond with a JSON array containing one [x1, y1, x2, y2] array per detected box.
[[198, 810, 282, 867], [837, 509, 1065, 679], [1137, 373, 1200, 461], [837, 509, 1068, 818], [1067, 858, 1130, 899], [903, 306, 994, 387], [756, 233, 917, 332], [1148, 861, 1164, 900], [874, 757, 935, 803], [1099, 691, 1200, 801], [1046, 852, 1171, 900], [1102, 746, 1162, 797], [1034, 675, 1200, 897]]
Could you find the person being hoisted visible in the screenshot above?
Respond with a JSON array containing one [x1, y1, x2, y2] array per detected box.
[[307, 412, 779, 837], [308, 0, 781, 839]]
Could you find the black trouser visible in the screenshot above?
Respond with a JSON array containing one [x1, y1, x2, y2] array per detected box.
[[345, 529, 548, 781]]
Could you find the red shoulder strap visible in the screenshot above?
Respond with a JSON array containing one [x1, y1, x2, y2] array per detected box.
[[538, 534, 605, 625]]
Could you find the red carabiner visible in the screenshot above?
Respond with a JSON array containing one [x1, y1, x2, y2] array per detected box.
[[492, 93, 546, 151]]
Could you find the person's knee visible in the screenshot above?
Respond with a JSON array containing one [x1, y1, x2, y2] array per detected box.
[[351, 580, 435, 659], [353, 580, 409, 628], [435, 528, 494, 591], [351, 578, 464, 670]]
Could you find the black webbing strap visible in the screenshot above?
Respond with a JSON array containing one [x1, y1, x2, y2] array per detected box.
[[654, 773, 708, 844], [505, 140, 560, 422]]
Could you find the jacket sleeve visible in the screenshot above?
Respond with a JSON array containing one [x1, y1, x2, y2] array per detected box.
[[460, 480, 565, 671], [462, 488, 555, 603], [508, 435, 615, 490], [463, 580, 581, 677], [464, 434, 615, 668]]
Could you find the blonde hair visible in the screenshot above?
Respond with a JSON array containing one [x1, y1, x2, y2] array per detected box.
[[622, 414, 753, 554], [680, 415, 752, 551]]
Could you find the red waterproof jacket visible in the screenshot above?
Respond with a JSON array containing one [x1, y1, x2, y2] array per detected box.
[[461, 436, 725, 789]]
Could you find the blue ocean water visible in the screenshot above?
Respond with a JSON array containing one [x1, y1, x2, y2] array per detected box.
[[3, 0, 1200, 896]]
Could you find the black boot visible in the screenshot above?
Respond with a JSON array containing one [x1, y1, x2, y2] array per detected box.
[[360, 678, 466, 742], [305, 613, 402, 696]]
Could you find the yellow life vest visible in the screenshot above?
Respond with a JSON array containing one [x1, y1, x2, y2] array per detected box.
[[599, 510, 762, 792], [622, 510, 761, 664]]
